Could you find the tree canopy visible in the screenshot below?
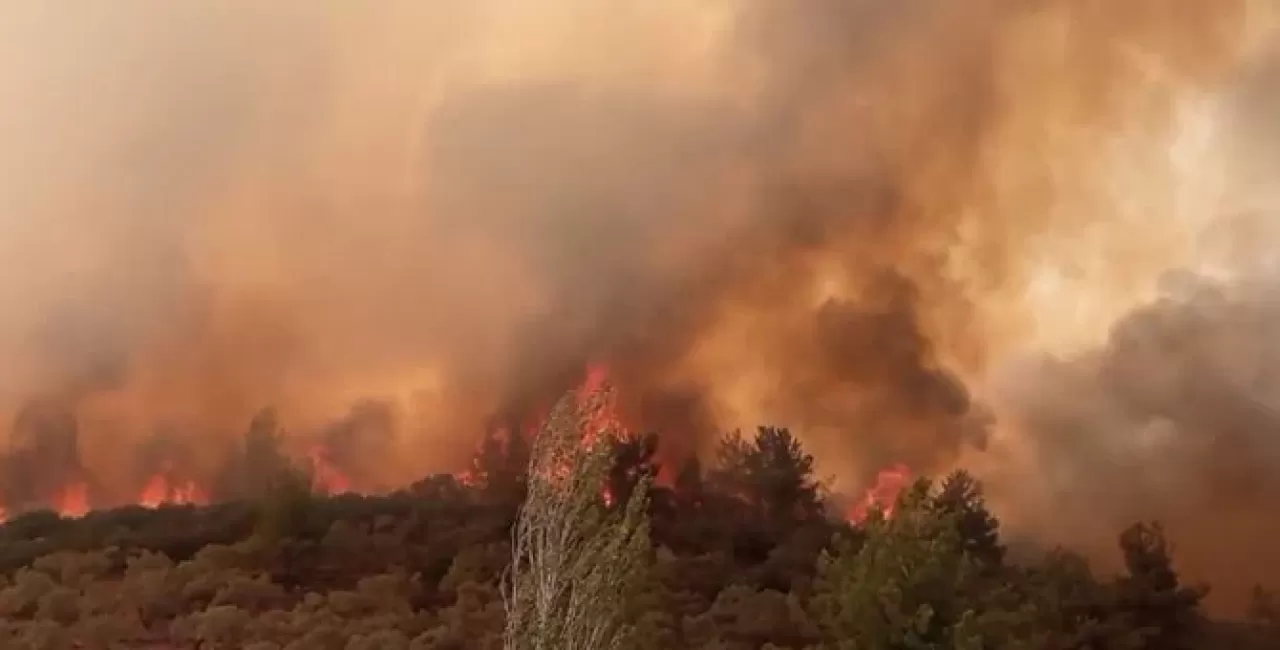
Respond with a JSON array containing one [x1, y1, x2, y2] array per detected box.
[[0, 416, 1268, 649]]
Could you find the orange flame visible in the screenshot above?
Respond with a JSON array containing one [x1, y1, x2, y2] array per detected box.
[[578, 362, 626, 444], [54, 481, 90, 518], [139, 473, 208, 508], [467, 363, 625, 502], [308, 445, 353, 495], [847, 463, 913, 524], [580, 363, 629, 505], [12, 363, 627, 520]]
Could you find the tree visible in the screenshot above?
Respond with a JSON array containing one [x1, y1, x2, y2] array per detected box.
[[709, 427, 822, 527], [809, 478, 1051, 650], [1114, 522, 1206, 650], [811, 480, 976, 649], [502, 385, 651, 650], [933, 470, 1004, 569], [253, 462, 317, 543], [673, 457, 705, 511], [607, 432, 660, 510], [469, 426, 531, 508], [214, 408, 298, 501], [1019, 549, 1147, 650]]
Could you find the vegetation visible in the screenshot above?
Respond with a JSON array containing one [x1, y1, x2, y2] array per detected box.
[[0, 395, 1274, 649], [503, 389, 650, 650]]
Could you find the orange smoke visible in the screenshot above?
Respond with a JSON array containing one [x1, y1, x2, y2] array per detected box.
[[0, 1, 1256, 501], [0, 0, 1274, 614]]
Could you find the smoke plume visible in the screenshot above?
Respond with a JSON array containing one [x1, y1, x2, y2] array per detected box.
[[0, 0, 1274, 611], [982, 29, 1280, 613]]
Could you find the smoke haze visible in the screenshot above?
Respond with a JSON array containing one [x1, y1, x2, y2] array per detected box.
[[0, 1, 1276, 612]]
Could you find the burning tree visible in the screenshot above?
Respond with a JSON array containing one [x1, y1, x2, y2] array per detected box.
[[502, 384, 650, 650]]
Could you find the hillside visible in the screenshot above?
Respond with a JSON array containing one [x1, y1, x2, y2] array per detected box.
[[0, 422, 1276, 650]]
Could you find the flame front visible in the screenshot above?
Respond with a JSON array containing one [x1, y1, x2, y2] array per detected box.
[[54, 482, 89, 519], [139, 474, 208, 509], [578, 363, 625, 446]]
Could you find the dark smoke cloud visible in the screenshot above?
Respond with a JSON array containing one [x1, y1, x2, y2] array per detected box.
[[0, 0, 1270, 610]]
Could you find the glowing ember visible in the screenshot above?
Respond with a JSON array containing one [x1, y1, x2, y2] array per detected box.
[[847, 463, 913, 524], [55, 481, 90, 518], [309, 445, 353, 494]]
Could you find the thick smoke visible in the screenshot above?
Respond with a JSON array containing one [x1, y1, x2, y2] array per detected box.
[[985, 35, 1280, 614], [989, 271, 1280, 614], [0, 0, 1271, 609]]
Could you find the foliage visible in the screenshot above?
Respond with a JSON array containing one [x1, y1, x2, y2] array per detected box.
[[1114, 522, 1208, 650], [0, 416, 1254, 649], [811, 479, 1001, 649], [253, 461, 320, 544], [469, 426, 531, 507], [710, 427, 823, 526], [607, 432, 661, 512]]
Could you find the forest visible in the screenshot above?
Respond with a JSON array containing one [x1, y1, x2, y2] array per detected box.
[[0, 392, 1276, 650]]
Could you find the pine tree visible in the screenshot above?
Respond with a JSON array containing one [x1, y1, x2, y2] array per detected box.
[[253, 461, 316, 543], [811, 480, 986, 649], [709, 427, 822, 526], [470, 425, 531, 507], [673, 456, 705, 511], [1114, 522, 1206, 650], [934, 470, 1004, 569]]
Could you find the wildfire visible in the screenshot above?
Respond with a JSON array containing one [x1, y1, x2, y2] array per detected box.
[[473, 362, 628, 502], [139, 474, 208, 508], [579, 364, 630, 504], [578, 362, 625, 446], [309, 445, 353, 495], [847, 463, 913, 524], [0, 364, 621, 520], [2, 362, 908, 523], [54, 481, 89, 519]]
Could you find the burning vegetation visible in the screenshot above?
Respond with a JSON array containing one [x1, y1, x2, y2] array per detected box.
[[0, 0, 1277, 618], [0, 363, 916, 532]]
